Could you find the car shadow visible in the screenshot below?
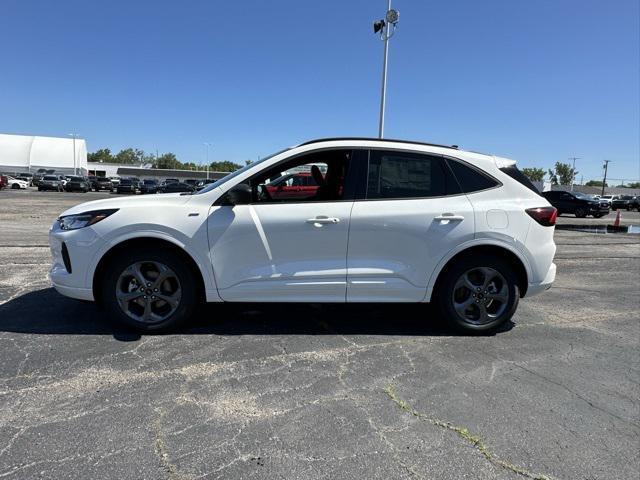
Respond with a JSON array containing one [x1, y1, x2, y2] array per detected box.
[[0, 288, 514, 341]]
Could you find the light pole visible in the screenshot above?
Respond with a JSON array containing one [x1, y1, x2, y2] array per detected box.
[[568, 156, 580, 191], [68, 133, 79, 175], [373, 1, 400, 139], [602, 160, 612, 196], [204, 142, 213, 179]]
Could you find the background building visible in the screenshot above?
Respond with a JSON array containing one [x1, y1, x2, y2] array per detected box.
[[0, 133, 87, 175]]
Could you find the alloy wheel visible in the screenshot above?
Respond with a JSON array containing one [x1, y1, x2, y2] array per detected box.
[[115, 261, 181, 324], [452, 267, 509, 325]]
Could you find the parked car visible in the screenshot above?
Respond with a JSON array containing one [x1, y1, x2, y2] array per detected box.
[[91, 177, 114, 192], [109, 177, 121, 187], [5, 176, 29, 189], [196, 179, 216, 191], [598, 195, 615, 207], [611, 195, 635, 211], [140, 179, 159, 194], [541, 190, 610, 218], [630, 196, 640, 211], [15, 172, 34, 185], [158, 181, 195, 193], [265, 172, 320, 199], [50, 137, 558, 334], [116, 178, 139, 194], [38, 175, 64, 191], [0, 175, 8, 189], [65, 176, 91, 192]]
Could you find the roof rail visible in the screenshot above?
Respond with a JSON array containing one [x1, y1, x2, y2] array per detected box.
[[298, 137, 459, 150]]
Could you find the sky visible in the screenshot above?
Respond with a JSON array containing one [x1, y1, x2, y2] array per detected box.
[[1, 0, 638, 183]]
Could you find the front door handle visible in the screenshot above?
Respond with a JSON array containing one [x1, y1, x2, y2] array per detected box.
[[306, 216, 340, 225], [435, 213, 465, 221]]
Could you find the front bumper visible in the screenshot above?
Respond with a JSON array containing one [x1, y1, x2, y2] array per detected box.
[[49, 222, 107, 302], [526, 262, 556, 297]]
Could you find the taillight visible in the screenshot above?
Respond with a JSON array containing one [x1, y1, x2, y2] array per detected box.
[[526, 206, 557, 227]]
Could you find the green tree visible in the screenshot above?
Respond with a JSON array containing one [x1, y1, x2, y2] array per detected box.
[[548, 162, 577, 186], [154, 153, 181, 170], [209, 161, 242, 172], [87, 148, 114, 163], [627, 182, 640, 188], [114, 148, 144, 165], [585, 180, 606, 187], [521, 167, 545, 182]]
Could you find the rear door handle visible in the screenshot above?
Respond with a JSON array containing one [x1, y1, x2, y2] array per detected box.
[[306, 216, 340, 225], [435, 213, 465, 221]]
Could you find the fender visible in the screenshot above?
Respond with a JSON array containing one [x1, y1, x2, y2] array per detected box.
[[423, 237, 533, 302], [86, 228, 222, 302]]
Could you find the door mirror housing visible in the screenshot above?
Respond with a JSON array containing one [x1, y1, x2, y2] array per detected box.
[[224, 183, 252, 205]]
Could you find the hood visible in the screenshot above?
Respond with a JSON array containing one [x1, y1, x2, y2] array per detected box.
[[60, 192, 193, 217]]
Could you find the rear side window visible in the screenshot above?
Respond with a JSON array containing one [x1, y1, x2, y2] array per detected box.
[[495, 165, 539, 194], [446, 159, 500, 193], [367, 150, 460, 199]]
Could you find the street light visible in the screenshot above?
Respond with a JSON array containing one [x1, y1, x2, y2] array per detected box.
[[568, 156, 580, 191], [204, 142, 213, 179], [68, 133, 80, 175], [373, 0, 400, 138]]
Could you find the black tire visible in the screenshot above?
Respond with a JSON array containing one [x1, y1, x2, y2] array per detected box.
[[11, 183, 19, 189], [593, 213, 604, 218], [101, 247, 199, 333], [435, 254, 519, 334], [574, 208, 587, 218]]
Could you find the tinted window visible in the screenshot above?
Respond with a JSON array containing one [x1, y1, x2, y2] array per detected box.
[[367, 151, 459, 199], [120, 179, 132, 185], [43, 176, 58, 180], [447, 159, 500, 193], [497, 165, 538, 193]]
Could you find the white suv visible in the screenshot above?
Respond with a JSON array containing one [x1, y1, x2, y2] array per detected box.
[[49, 138, 557, 333]]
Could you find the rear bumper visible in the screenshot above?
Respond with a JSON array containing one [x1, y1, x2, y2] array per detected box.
[[526, 262, 556, 297]]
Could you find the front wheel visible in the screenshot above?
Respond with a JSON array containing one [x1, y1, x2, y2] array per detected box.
[[11, 183, 19, 189], [436, 255, 519, 334], [102, 247, 199, 332]]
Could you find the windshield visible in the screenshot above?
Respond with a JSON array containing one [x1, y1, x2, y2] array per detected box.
[[196, 148, 290, 195], [572, 192, 590, 199], [43, 176, 58, 180], [121, 179, 132, 185]]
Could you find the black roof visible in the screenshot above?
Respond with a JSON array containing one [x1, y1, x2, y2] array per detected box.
[[298, 137, 459, 150]]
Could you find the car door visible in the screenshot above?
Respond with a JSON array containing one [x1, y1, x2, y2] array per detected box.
[[207, 149, 358, 302], [346, 149, 475, 302]]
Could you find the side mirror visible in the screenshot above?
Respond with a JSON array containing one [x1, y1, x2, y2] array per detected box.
[[224, 183, 252, 205]]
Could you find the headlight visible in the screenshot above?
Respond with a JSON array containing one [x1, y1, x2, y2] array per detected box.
[[58, 209, 118, 231]]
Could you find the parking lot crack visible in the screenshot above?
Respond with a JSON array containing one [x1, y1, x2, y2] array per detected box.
[[383, 385, 553, 480], [152, 407, 195, 480]]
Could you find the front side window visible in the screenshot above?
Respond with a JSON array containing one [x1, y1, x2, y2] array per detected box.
[[249, 149, 353, 203], [367, 150, 459, 199]]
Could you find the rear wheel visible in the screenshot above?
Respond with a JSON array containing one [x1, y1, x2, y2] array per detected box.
[[574, 207, 587, 218], [436, 255, 519, 334], [102, 247, 199, 332]]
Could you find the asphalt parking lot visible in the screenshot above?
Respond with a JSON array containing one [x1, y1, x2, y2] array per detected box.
[[0, 188, 638, 480]]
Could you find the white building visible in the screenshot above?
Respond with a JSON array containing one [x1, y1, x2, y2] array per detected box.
[[0, 133, 87, 174]]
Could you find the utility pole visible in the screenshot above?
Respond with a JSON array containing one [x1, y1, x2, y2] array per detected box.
[[602, 160, 612, 196], [373, 1, 400, 139], [568, 157, 579, 191]]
